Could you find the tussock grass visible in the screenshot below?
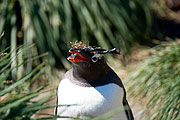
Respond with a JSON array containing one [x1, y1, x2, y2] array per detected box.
[[0, 0, 152, 69], [126, 42, 180, 119], [0, 46, 55, 120]]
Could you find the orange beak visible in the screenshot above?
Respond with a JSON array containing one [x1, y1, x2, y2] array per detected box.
[[67, 50, 88, 63]]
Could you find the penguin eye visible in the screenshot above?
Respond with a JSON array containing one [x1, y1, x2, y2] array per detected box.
[[91, 56, 98, 63], [91, 54, 102, 63]]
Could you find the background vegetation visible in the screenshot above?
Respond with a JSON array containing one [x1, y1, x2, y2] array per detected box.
[[0, 45, 55, 119], [0, 0, 179, 119], [0, 0, 153, 69], [126, 42, 180, 119]]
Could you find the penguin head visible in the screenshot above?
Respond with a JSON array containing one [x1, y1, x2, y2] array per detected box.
[[67, 42, 120, 64]]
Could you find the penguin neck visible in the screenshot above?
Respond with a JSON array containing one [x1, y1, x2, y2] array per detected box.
[[72, 61, 110, 85]]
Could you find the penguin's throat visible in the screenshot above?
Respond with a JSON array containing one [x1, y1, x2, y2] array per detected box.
[[72, 63, 109, 84]]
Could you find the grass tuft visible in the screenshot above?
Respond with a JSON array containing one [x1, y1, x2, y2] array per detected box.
[[126, 41, 180, 119]]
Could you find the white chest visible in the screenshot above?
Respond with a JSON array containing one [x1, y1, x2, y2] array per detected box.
[[57, 79, 127, 120]]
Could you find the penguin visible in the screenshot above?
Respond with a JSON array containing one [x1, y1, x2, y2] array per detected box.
[[55, 42, 134, 120]]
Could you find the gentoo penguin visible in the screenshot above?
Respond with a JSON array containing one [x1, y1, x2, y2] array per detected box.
[[55, 42, 134, 120]]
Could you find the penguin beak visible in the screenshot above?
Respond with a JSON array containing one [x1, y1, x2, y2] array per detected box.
[[67, 50, 88, 63]]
